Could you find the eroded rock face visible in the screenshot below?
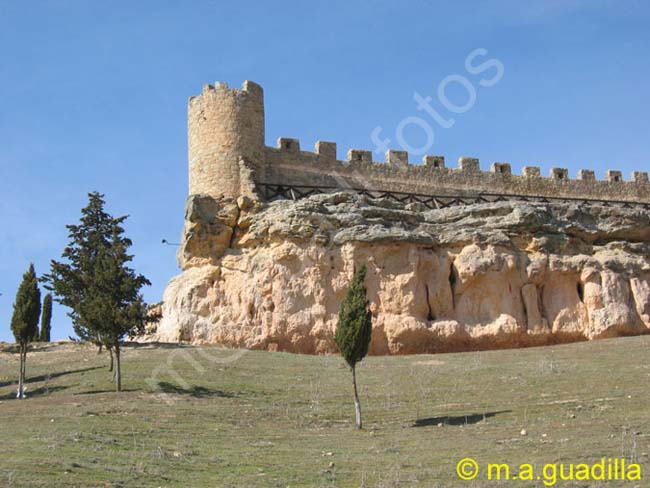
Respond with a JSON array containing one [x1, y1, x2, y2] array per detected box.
[[151, 193, 650, 354]]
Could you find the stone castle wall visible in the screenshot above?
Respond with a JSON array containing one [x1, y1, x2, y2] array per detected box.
[[188, 81, 264, 199], [189, 80, 650, 203], [154, 79, 650, 353]]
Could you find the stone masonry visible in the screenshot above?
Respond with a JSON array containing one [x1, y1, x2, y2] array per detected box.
[[188, 80, 650, 204], [147, 79, 650, 353]]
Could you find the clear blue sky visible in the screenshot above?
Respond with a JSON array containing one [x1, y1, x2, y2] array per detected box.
[[1, 0, 649, 341]]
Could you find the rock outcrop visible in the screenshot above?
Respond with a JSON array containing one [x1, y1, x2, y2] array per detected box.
[[150, 192, 650, 354]]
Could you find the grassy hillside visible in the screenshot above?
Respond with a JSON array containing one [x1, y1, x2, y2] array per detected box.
[[0, 337, 648, 487]]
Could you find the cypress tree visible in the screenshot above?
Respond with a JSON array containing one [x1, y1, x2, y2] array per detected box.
[[334, 264, 373, 429], [40, 293, 53, 342], [43, 192, 115, 350], [10, 264, 41, 399], [78, 235, 150, 391], [43, 192, 151, 391]]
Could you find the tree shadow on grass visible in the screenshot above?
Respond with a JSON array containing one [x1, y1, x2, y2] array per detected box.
[[151, 381, 235, 398], [123, 341, 193, 349], [0, 385, 69, 400], [413, 410, 512, 427], [0, 366, 103, 388], [76, 388, 139, 395]]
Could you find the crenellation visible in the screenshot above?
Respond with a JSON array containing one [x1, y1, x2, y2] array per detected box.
[[458, 157, 480, 172], [278, 137, 300, 152], [550, 168, 569, 180], [578, 170, 596, 181], [607, 170, 623, 182], [522, 166, 541, 178], [315, 141, 337, 161], [386, 150, 408, 166], [188, 80, 650, 204], [491, 162, 512, 175], [423, 155, 445, 168], [348, 149, 372, 163], [242, 80, 263, 96]]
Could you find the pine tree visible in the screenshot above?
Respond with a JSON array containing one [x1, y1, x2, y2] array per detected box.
[[78, 235, 150, 391], [10, 264, 41, 399], [43, 192, 116, 349], [43, 192, 151, 391], [334, 264, 373, 429], [39, 293, 53, 342]]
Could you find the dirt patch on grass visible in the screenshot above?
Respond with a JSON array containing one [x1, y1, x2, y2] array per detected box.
[[412, 359, 445, 366]]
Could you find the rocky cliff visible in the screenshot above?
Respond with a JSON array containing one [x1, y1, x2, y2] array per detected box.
[[151, 192, 650, 354]]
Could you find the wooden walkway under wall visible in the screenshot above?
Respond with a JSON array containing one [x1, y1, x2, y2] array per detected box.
[[259, 183, 650, 210]]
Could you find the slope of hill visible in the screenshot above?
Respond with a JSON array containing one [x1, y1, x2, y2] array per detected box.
[[0, 338, 648, 486]]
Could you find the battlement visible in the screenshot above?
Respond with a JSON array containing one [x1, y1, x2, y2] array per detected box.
[[188, 80, 650, 203], [266, 137, 647, 183], [190, 79, 263, 101]]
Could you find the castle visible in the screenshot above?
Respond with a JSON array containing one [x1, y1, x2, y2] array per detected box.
[[188, 80, 650, 206], [152, 79, 650, 353]]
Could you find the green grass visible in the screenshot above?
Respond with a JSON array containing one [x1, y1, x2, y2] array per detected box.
[[0, 337, 649, 487]]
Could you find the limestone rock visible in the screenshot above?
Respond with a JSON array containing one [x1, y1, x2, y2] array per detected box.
[[148, 192, 650, 354], [177, 195, 239, 269]]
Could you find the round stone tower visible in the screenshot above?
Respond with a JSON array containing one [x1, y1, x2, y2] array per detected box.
[[187, 80, 265, 199]]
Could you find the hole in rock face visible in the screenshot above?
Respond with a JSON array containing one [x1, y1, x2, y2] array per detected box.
[[424, 284, 435, 321], [448, 266, 457, 289], [576, 282, 584, 302], [448, 265, 457, 309]]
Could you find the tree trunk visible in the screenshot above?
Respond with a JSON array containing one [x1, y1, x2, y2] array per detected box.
[[23, 347, 28, 398], [352, 365, 362, 429], [17, 344, 26, 399], [115, 345, 122, 392], [108, 347, 114, 373], [17, 345, 23, 399], [97, 343, 103, 354]]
